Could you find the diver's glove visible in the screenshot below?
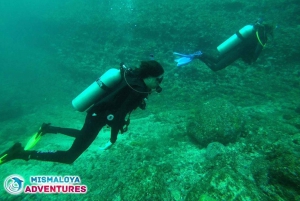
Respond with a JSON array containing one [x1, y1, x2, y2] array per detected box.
[[173, 51, 202, 67], [99, 141, 114, 150]]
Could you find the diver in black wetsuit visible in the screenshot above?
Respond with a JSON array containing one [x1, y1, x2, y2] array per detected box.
[[199, 21, 275, 71], [0, 60, 164, 165], [174, 21, 275, 71]]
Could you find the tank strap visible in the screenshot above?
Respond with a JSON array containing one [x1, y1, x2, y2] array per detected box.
[[256, 31, 266, 48], [236, 31, 245, 40], [96, 78, 110, 91]]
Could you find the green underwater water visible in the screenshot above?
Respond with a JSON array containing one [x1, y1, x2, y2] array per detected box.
[[0, 0, 300, 200]]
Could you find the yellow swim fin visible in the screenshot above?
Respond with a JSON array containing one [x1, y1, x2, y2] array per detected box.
[[24, 132, 42, 151], [24, 123, 50, 151], [0, 154, 8, 165], [0, 143, 23, 165]]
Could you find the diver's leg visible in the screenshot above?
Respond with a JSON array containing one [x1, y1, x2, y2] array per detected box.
[[45, 125, 81, 138], [25, 114, 106, 164], [211, 48, 242, 71], [199, 53, 219, 71], [200, 48, 242, 71]]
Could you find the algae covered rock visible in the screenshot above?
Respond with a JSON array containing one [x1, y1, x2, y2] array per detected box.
[[185, 166, 269, 201], [205, 142, 226, 160], [267, 140, 300, 199], [187, 98, 244, 147], [119, 165, 172, 200], [250, 157, 270, 188]]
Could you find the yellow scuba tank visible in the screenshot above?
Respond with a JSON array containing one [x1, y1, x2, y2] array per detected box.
[[72, 68, 122, 112], [217, 25, 254, 55]]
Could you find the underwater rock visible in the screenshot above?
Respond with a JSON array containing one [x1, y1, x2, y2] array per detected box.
[[292, 133, 300, 146], [185, 165, 269, 201], [119, 165, 172, 200], [198, 194, 217, 201], [205, 142, 226, 160], [295, 106, 300, 114], [268, 142, 300, 199], [288, 116, 300, 130], [187, 98, 244, 147], [250, 157, 270, 188]]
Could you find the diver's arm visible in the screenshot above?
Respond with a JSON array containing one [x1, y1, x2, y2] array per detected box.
[[252, 43, 263, 62], [110, 126, 119, 144], [114, 90, 145, 124], [100, 91, 145, 150], [99, 121, 119, 150]]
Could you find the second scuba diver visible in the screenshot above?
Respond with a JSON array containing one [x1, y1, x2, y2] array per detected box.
[[174, 20, 275, 71], [0, 60, 164, 165]]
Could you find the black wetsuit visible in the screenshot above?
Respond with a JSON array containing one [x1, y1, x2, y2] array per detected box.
[[24, 69, 149, 164], [200, 24, 268, 71]]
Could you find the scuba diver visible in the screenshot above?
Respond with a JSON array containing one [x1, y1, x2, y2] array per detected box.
[[0, 60, 164, 165], [174, 20, 275, 71]]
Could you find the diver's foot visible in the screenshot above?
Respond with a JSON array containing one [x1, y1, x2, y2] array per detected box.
[[39, 123, 51, 136], [0, 143, 25, 165], [24, 123, 51, 151]]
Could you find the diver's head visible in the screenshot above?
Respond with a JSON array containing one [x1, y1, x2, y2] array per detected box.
[[255, 20, 275, 38], [263, 23, 275, 37], [138, 60, 164, 92], [143, 74, 163, 92]]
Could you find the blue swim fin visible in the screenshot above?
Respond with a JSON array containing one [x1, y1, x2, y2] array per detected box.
[[173, 51, 202, 67]]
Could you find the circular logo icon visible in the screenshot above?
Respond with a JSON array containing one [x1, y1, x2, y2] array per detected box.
[[4, 175, 24, 195]]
